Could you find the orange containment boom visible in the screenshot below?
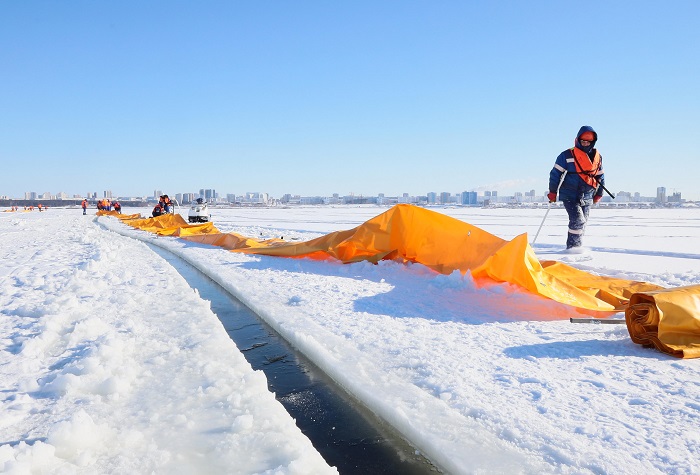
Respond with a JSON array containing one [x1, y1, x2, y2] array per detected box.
[[179, 205, 661, 312], [625, 285, 700, 358], [98, 210, 221, 236]]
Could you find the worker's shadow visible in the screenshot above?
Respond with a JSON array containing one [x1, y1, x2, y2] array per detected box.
[[502, 339, 665, 359]]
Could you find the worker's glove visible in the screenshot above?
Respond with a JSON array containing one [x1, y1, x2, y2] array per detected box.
[[547, 192, 557, 203], [593, 195, 602, 204]]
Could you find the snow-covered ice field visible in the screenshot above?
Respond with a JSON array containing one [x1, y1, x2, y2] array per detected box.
[[2, 205, 699, 474]]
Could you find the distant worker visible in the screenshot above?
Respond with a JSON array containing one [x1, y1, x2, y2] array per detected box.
[[82, 199, 88, 215], [152, 203, 164, 217], [114, 201, 121, 214], [162, 195, 172, 214], [548, 126, 605, 249]]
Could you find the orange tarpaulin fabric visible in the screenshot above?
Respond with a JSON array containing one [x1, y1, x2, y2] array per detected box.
[[96, 210, 141, 220], [172, 222, 220, 237], [538, 261, 663, 310], [106, 212, 221, 236], [180, 204, 661, 312], [121, 214, 189, 232], [182, 232, 293, 250], [625, 285, 700, 358]]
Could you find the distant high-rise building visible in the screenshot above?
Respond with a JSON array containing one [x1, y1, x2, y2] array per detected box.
[[616, 191, 631, 203], [460, 191, 477, 205], [199, 189, 216, 201], [427, 192, 437, 204], [245, 192, 268, 203], [657, 187, 667, 204], [104, 190, 112, 198], [440, 192, 451, 205], [154, 190, 162, 199], [182, 193, 195, 203], [669, 192, 682, 203]]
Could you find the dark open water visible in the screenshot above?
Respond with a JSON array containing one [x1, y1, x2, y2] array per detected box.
[[150, 246, 439, 474]]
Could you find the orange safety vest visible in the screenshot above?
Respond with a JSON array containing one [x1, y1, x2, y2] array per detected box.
[[570, 147, 602, 188]]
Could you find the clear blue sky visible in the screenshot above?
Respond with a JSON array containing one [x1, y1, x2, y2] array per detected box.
[[1, 1, 698, 200]]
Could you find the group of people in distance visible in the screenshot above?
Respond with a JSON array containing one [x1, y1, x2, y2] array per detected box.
[[82, 199, 121, 215], [5, 206, 46, 212], [79, 196, 172, 217]]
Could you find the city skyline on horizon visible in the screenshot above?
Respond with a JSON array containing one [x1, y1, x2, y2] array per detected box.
[[4, 184, 692, 203]]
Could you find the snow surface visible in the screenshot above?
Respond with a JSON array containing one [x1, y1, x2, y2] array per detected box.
[[2, 205, 700, 474]]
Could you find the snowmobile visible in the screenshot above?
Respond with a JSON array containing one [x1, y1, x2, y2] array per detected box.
[[188, 198, 210, 223]]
